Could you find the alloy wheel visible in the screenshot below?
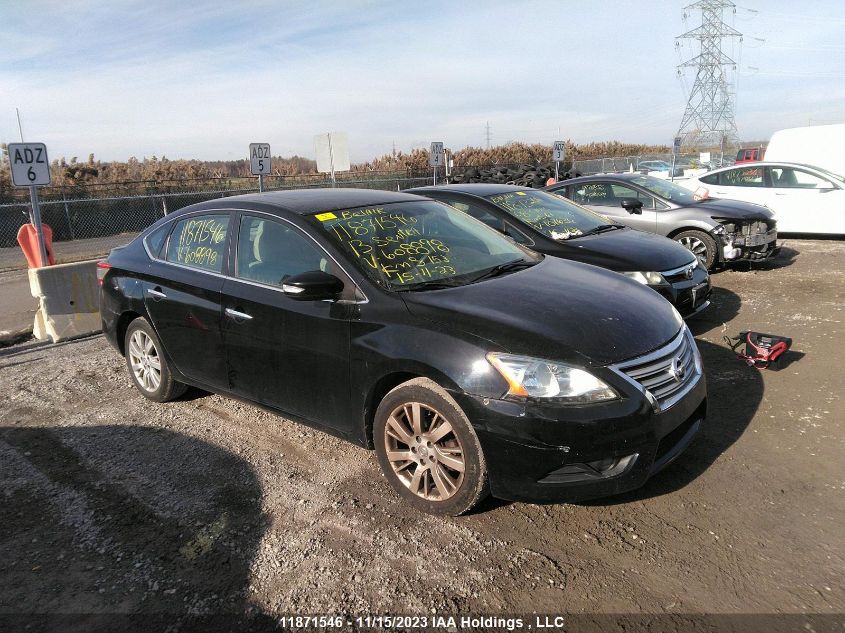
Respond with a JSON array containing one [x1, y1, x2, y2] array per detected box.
[[383, 402, 465, 501], [678, 236, 709, 266], [128, 330, 162, 393]]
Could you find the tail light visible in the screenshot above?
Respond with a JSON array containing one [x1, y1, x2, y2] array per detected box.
[[96, 260, 112, 286]]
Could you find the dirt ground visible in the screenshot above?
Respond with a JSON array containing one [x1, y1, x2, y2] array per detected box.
[[0, 238, 842, 629]]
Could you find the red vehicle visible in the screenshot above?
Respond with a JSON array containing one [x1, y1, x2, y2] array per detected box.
[[736, 147, 765, 163]]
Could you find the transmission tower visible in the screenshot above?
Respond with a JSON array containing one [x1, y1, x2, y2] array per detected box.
[[675, 0, 742, 154]]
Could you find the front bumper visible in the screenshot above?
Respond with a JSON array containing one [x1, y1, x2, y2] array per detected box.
[[653, 266, 712, 319], [718, 227, 780, 263], [452, 360, 707, 504]]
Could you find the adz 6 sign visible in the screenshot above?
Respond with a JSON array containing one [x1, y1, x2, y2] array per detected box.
[[8, 142, 51, 187]]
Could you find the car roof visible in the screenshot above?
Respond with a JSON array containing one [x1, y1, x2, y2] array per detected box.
[[173, 187, 424, 216], [408, 183, 533, 197], [702, 161, 833, 173], [550, 173, 647, 186]]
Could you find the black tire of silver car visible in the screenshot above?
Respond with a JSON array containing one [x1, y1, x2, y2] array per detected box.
[[674, 229, 718, 270], [124, 317, 187, 403], [374, 378, 489, 516]]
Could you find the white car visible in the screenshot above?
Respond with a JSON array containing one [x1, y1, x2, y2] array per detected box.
[[682, 162, 845, 235]]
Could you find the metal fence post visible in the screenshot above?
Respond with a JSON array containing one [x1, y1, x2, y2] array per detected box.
[[62, 190, 76, 241]]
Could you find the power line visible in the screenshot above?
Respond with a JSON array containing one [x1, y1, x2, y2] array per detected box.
[[676, 0, 743, 152]]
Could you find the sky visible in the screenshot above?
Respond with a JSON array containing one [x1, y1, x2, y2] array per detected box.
[[1, 0, 844, 163]]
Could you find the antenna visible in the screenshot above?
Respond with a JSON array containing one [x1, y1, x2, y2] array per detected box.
[[675, 0, 743, 154], [16, 107, 24, 142]]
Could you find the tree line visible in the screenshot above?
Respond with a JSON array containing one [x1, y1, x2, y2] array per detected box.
[[0, 140, 669, 201]]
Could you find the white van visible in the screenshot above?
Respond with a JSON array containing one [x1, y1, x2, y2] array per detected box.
[[765, 124, 845, 177]]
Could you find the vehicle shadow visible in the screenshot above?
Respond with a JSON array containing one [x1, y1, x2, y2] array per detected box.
[[0, 425, 279, 632], [688, 286, 742, 337], [711, 244, 799, 274], [582, 337, 763, 506]]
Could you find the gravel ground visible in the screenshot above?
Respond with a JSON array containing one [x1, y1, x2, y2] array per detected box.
[[0, 238, 842, 628]]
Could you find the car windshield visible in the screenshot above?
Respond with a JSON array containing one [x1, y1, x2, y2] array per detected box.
[[484, 190, 611, 240], [629, 175, 697, 204], [311, 200, 538, 290]]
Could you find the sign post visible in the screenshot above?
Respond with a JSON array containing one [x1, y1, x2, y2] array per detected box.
[[430, 142, 445, 185], [671, 137, 682, 182], [552, 141, 566, 181], [315, 132, 350, 188], [8, 142, 50, 266], [249, 143, 271, 192]]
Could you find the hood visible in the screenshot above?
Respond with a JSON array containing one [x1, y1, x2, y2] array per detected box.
[[538, 227, 695, 272], [694, 197, 775, 220], [400, 257, 683, 367]]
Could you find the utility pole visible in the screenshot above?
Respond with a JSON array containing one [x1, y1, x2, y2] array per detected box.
[[675, 0, 742, 156], [485, 121, 491, 149]]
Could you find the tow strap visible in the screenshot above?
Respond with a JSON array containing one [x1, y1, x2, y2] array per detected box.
[[724, 331, 792, 370]]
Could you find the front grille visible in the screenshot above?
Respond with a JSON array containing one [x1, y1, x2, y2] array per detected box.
[[611, 328, 700, 411], [660, 260, 698, 283]]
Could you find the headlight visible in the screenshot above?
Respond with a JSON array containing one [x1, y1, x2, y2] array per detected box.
[[486, 353, 618, 403], [622, 271, 665, 285]]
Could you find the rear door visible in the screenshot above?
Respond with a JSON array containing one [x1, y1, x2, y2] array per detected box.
[[708, 166, 769, 206], [144, 212, 231, 390], [221, 213, 354, 431], [568, 180, 658, 232]]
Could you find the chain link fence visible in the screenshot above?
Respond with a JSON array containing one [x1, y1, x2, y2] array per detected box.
[[0, 171, 433, 249], [571, 152, 732, 176]]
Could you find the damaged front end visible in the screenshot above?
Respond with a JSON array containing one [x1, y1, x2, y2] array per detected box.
[[713, 218, 779, 262]]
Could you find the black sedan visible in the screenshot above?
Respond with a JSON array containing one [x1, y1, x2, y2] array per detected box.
[[99, 189, 706, 515], [545, 174, 779, 270], [407, 184, 711, 318]]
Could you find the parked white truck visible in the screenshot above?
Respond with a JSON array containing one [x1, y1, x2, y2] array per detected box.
[[765, 123, 845, 177]]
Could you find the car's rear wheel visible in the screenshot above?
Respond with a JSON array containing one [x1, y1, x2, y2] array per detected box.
[[124, 317, 187, 402], [374, 378, 488, 516], [675, 229, 717, 270]]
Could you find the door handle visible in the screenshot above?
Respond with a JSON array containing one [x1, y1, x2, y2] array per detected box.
[[147, 287, 167, 300], [225, 308, 253, 321]]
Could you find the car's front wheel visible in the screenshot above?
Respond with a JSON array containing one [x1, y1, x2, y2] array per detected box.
[[374, 378, 488, 515], [124, 317, 187, 402], [674, 229, 718, 270]]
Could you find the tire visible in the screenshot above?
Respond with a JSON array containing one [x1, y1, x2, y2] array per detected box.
[[674, 229, 718, 270], [124, 317, 187, 402], [374, 378, 488, 516]]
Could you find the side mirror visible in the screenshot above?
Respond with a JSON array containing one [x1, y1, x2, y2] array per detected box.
[[282, 271, 344, 301], [620, 198, 643, 214]]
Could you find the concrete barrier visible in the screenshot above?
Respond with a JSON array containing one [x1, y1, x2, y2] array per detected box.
[[28, 260, 101, 343]]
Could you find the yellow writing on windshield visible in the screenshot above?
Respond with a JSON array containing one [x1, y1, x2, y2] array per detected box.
[[321, 207, 456, 285]]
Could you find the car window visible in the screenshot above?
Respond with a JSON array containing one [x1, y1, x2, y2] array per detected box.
[[437, 196, 502, 231], [504, 223, 532, 245], [768, 167, 833, 189], [165, 214, 230, 273], [699, 173, 718, 185], [720, 167, 764, 187], [145, 222, 171, 259], [236, 216, 329, 287], [611, 184, 656, 210], [311, 201, 537, 289], [570, 182, 613, 206]]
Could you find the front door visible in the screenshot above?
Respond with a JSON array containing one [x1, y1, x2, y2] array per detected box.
[[766, 166, 844, 233], [221, 214, 354, 431], [144, 212, 231, 390], [567, 181, 658, 232]]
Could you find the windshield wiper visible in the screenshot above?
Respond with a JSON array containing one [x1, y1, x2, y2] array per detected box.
[[394, 279, 467, 292], [577, 224, 623, 236], [469, 259, 535, 283]]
